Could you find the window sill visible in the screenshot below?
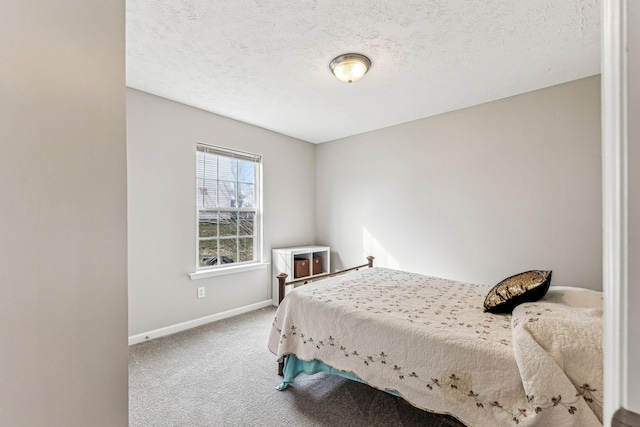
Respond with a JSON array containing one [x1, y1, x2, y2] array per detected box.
[[188, 262, 269, 280]]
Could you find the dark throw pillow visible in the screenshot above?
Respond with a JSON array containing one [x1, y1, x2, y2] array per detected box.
[[483, 270, 552, 314]]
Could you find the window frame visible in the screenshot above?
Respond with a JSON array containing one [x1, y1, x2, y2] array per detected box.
[[194, 143, 263, 273]]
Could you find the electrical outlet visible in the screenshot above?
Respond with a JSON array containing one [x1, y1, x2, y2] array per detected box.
[[197, 287, 205, 299]]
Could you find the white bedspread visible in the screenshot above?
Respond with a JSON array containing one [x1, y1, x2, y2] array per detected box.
[[268, 268, 603, 427]]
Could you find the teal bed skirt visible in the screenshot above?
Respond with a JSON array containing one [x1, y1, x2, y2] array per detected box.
[[276, 354, 401, 398]]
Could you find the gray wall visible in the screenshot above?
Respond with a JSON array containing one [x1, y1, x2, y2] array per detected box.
[[627, 0, 640, 413], [316, 76, 602, 290], [127, 89, 315, 336], [0, 1, 128, 425]]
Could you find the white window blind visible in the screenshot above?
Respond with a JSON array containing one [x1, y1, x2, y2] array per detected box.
[[196, 143, 262, 269]]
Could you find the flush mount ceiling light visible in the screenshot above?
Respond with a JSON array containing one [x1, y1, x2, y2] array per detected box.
[[329, 53, 371, 83]]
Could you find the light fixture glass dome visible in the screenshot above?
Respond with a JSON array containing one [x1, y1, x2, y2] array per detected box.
[[330, 53, 371, 83]]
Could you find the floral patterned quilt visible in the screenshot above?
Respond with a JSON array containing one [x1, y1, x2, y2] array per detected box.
[[268, 267, 603, 427]]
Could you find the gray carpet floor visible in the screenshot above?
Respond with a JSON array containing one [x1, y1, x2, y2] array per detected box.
[[129, 306, 466, 427]]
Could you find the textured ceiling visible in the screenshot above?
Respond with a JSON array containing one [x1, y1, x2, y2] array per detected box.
[[126, 0, 600, 144]]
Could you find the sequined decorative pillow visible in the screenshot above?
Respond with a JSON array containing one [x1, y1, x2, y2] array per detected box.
[[483, 270, 552, 313]]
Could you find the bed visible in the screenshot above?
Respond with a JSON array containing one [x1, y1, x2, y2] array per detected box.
[[268, 263, 603, 427]]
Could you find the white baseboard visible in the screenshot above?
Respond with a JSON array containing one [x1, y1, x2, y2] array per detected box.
[[128, 299, 273, 346]]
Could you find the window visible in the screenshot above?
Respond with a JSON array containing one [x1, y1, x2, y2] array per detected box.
[[196, 143, 261, 270]]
